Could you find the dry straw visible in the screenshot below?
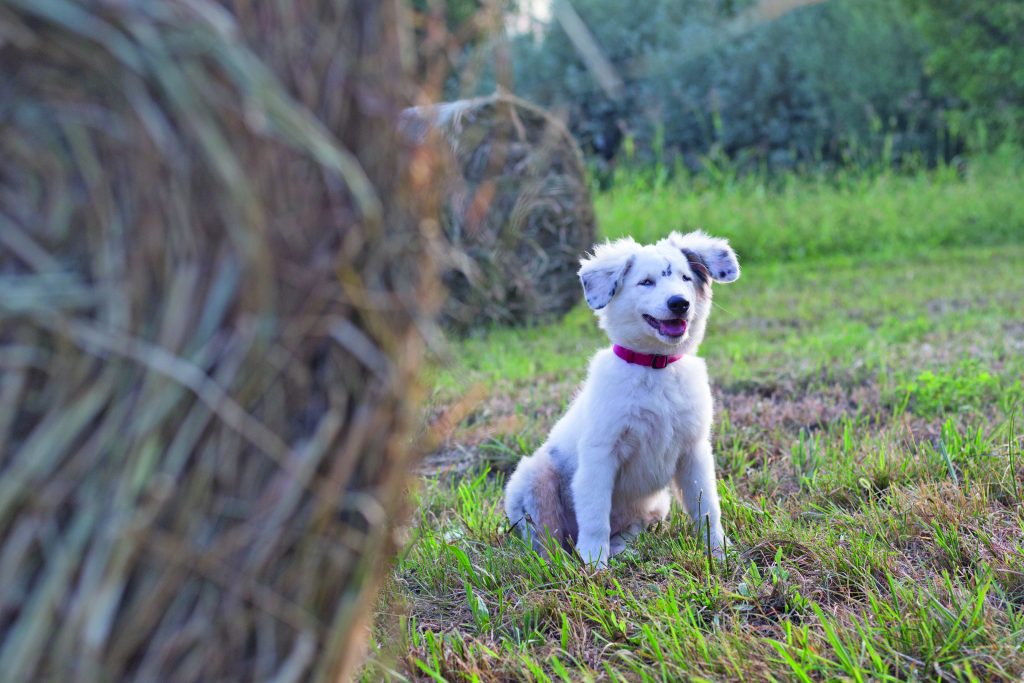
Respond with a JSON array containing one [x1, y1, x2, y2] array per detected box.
[[403, 93, 597, 329], [0, 1, 443, 681]]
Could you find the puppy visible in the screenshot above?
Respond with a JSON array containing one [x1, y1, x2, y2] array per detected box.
[[504, 230, 740, 567]]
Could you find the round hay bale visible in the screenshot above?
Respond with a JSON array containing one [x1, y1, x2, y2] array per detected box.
[[402, 93, 596, 329], [0, 2, 442, 682]]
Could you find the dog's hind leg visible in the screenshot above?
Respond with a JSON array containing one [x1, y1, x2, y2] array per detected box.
[[643, 488, 672, 527], [608, 489, 672, 556], [504, 452, 573, 556]]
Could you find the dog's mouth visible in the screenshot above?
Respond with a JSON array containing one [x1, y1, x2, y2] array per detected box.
[[643, 314, 687, 339]]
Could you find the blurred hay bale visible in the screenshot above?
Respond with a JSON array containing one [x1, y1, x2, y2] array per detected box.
[[402, 93, 596, 329], [0, 1, 441, 682]]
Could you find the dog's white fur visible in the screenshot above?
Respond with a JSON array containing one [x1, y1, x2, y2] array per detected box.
[[504, 230, 740, 567]]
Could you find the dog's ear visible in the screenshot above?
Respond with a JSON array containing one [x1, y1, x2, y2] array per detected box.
[[578, 238, 637, 310], [660, 230, 740, 283]]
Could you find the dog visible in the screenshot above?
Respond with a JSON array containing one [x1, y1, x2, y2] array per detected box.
[[504, 230, 740, 568]]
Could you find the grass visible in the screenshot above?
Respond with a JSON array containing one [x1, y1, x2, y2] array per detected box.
[[365, 153, 1024, 682], [596, 150, 1024, 265]]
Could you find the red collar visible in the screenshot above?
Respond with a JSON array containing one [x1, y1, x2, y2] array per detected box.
[[612, 344, 683, 369]]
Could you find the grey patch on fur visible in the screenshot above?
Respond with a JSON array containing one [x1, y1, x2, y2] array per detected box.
[[621, 256, 635, 279], [530, 451, 577, 553], [581, 274, 612, 310], [580, 255, 634, 311], [680, 248, 711, 290], [662, 262, 672, 277]]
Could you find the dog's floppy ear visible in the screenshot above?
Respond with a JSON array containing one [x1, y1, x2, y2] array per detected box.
[[660, 230, 740, 283], [578, 238, 637, 310]]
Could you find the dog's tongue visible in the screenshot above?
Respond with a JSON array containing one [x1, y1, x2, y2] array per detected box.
[[659, 319, 686, 337]]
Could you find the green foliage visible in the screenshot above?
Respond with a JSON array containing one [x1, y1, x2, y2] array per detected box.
[[596, 152, 1024, 264], [503, 0, 952, 171], [901, 0, 1024, 145], [902, 362, 1022, 418]]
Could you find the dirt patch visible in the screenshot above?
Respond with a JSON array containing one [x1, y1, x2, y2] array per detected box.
[[719, 381, 884, 441], [420, 375, 578, 475]]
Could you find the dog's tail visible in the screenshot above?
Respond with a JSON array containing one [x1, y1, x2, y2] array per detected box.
[[504, 452, 572, 557]]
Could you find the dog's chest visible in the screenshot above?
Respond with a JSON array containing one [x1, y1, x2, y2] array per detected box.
[[612, 371, 707, 498]]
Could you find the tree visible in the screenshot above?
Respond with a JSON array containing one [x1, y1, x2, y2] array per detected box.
[[901, 0, 1024, 143]]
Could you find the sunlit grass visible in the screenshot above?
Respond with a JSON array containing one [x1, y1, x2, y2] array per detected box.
[[433, 244, 1024, 399], [596, 151, 1024, 264]]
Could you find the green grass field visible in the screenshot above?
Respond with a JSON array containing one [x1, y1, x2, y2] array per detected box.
[[364, 155, 1024, 682]]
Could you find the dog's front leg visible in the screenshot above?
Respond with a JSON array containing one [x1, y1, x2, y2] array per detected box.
[[571, 450, 616, 569], [675, 440, 727, 558]]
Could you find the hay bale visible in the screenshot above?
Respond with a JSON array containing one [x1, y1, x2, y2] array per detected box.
[[402, 93, 596, 329], [0, 2, 441, 681]]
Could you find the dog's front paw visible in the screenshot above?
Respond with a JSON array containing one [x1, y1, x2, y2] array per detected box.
[[710, 533, 730, 560], [576, 539, 610, 569], [693, 525, 729, 560]]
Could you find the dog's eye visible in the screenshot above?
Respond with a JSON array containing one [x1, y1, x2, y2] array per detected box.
[[638, 278, 655, 287], [681, 274, 692, 282]]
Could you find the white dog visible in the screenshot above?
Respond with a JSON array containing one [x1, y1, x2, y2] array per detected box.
[[504, 230, 740, 567]]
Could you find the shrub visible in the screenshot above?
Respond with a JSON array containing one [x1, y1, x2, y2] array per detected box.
[[471, 0, 960, 171]]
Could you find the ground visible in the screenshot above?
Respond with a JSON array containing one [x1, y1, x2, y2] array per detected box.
[[362, 156, 1024, 682]]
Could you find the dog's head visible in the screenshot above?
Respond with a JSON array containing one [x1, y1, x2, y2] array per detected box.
[[577, 231, 739, 354]]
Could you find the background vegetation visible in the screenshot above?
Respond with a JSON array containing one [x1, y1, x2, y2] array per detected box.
[[903, 0, 1024, 144], [454, 0, 1022, 176]]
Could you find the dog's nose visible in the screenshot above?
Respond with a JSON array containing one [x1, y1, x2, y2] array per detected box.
[[667, 296, 689, 315]]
